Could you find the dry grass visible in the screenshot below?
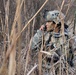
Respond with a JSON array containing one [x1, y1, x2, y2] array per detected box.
[[0, 0, 48, 75], [0, 63, 8, 75], [0, 0, 76, 75]]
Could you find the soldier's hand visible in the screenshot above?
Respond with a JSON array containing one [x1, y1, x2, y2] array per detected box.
[[39, 25, 45, 30]]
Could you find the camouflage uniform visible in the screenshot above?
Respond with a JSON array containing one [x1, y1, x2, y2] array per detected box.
[[30, 28, 69, 57], [31, 10, 66, 51]]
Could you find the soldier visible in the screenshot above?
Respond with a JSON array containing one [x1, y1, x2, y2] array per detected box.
[[30, 10, 69, 64], [30, 10, 68, 49]]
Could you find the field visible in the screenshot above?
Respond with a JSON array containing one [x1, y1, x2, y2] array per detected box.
[[0, 0, 76, 75]]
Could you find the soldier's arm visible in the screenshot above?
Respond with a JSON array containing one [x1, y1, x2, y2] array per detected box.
[[30, 25, 45, 50]]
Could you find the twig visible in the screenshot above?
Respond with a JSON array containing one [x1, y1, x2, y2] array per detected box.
[[27, 64, 38, 75], [16, 0, 49, 41], [60, 0, 65, 12]]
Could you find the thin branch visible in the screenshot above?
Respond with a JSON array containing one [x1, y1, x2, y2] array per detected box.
[[16, 0, 48, 41], [27, 64, 38, 75]]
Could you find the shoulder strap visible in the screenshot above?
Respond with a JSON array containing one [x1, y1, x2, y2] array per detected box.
[[45, 33, 52, 45]]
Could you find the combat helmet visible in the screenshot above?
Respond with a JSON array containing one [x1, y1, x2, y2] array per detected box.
[[43, 10, 65, 24]]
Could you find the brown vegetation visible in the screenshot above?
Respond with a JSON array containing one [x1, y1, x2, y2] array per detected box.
[[0, 0, 76, 75]]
